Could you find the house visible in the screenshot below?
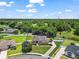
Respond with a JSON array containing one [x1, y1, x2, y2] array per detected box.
[[1, 27, 18, 34], [32, 35, 49, 45], [0, 40, 16, 52], [0, 40, 16, 59], [65, 45, 79, 58], [4, 28, 18, 34]]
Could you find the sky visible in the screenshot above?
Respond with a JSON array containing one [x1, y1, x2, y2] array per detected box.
[[0, 0, 79, 19]]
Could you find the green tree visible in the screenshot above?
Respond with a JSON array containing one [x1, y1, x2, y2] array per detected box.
[[74, 28, 79, 36]]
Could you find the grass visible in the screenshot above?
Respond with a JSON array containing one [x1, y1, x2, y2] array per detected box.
[[1, 35, 33, 43], [62, 39, 79, 46], [60, 55, 68, 59], [8, 45, 50, 56], [8, 44, 22, 56], [58, 29, 79, 46], [49, 42, 62, 57], [31, 45, 50, 54], [61, 29, 79, 42], [52, 47, 60, 57]]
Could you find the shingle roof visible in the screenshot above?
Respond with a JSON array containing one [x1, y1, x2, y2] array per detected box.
[[0, 40, 16, 51], [33, 35, 49, 41], [65, 45, 79, 56]]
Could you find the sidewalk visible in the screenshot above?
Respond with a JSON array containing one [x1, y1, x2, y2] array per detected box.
[[53, 46, 66, 59], [43, 41, 56, 57]]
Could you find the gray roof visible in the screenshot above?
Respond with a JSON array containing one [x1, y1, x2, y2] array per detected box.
[[33, 35, 49, 42], [65, 45, 79, 56], [0, 40, 16, 51]]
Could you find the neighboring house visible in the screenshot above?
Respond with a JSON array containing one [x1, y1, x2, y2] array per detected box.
[[32, 35, 49, 45], [65, 45, 79, 58], [0, 40, 16, 59], [4, 28, 18, 34], [1, 27, 17, 34], [0, 40, 16, 52]]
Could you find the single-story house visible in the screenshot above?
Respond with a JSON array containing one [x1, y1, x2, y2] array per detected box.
[[32, 35, 49, 45], [1, 27, 18, 34], [0, 40, 16, 52], [4, 28, 18, 34], [65, 45, 79, 58]]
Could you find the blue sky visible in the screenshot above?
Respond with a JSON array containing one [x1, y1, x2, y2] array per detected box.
[[0, 0, 79, 19]]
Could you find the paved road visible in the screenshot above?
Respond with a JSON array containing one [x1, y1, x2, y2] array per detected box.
[[4, 33, 32, 37], [8, 54, 49, 59], [53, 46, 66, 59], [44, 41, 56, 57]]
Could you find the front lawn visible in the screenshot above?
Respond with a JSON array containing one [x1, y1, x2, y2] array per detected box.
[[60, 55, 68, 59], [8, 44, 22, 56], [8, 45, 51, 56], [31, 45, 51, 54]]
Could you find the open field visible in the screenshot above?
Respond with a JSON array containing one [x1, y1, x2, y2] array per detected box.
[[62, 39, 79, 46]]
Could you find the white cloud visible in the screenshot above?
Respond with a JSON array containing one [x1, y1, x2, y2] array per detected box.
[[40, 3, 45, 6], [16, 10, 26, 12], [58, 12, 62, 14], [9, 1, 15, 4], [28, 8, 37, 13], [27, 0, 45, 7], [0, 1, 15, 7], [65, 9, 72, 12], [29, 0, 44, 4], [26, 4, 34, 8]]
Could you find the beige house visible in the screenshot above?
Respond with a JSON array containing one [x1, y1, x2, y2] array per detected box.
[[32, 35, 49, 45]]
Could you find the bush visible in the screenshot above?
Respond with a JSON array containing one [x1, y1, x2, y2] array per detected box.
[[13, 30, 20, 34]]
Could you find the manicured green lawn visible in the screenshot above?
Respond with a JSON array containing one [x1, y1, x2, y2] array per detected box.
[[31, 45, 50, 54], [8, 44, 22, 56], [61, 30, 79, 42], [62, 39, 79, 46], [60, 55, 68, 59], [1, 35, 33, 43], [8, 45, 50, 56]]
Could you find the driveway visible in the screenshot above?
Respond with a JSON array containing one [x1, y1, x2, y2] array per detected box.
[[44, 41, 56, 57], [53, 46, 66, 59]]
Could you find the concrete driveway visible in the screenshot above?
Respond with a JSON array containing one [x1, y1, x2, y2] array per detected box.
[[53, 46, 66, 59], [44, 41, 56, 57]]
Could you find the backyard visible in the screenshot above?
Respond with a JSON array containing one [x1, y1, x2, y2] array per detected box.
[[0, 35, 33, 43]]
